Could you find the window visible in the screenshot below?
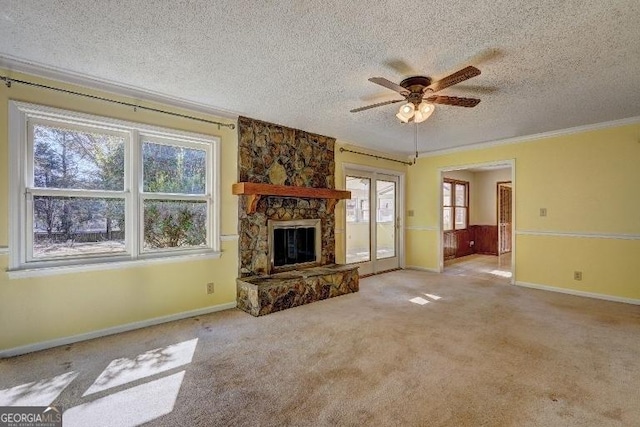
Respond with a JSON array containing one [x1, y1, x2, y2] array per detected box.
[[9, 102, 219, 271], [443, 179, 468, 231]]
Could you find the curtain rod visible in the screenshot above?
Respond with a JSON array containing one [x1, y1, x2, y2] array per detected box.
[[339, 147, 414, 166], [0, 75, 235, 130]]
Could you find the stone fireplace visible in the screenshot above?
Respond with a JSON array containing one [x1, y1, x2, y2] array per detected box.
[[234, 117, 359, 316]]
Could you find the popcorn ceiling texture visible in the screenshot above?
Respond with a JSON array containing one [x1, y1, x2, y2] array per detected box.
[[237, 117, 336, 277], [1, 1, 638, 154]]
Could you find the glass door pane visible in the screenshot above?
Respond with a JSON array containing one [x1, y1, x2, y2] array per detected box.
[[376, 179, 396, 259], [345, 176, 370, 264]]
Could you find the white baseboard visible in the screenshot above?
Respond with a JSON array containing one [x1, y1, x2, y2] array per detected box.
[[405, 265, 441, 273], [0, 301, 237, 358], [515, 281, 640, 306]]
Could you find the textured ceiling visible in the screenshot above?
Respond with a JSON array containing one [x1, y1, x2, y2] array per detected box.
[[1, 0, 639, 155]]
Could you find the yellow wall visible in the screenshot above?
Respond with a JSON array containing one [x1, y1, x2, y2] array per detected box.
[[472, 168, 512, 225], [0, 70, 239, 353], [407, 123, 640, 299]]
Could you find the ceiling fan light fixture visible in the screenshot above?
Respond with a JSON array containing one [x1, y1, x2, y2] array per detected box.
[[401, 103, 414, 114], [414, 102, 435, 123], [396, 103, 415, 122], [396, 111, 411, 123], [418, 101, 434, 115]]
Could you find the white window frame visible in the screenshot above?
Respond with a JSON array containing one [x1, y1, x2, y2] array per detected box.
[[8, 101, 221, 274]]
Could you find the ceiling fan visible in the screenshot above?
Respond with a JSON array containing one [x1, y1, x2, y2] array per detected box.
[[351, 65, 482, 123]]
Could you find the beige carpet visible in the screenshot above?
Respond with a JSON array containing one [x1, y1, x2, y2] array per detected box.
[[1, 268, 639, 426]]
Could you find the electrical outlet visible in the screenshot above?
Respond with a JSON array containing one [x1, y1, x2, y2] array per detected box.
[[407, 210, 414, 217], [574, 271, 582, 281], [540, 208, 547, 217], [206, 282, 215, 294]]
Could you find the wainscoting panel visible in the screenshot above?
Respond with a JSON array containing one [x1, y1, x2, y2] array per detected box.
[[444, 225, 501, 260], [473, 225, 499, 255], [443, 229, 474, 259]]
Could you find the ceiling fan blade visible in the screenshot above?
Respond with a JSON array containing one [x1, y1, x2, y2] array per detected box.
[[350, 99, 405, 113], [427, 66, 481, 93], [368, 77, 410, 95], [426, 95, 481, 108]]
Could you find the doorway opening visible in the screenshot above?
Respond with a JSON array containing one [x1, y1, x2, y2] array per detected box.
[[439, 161, 515, 284]]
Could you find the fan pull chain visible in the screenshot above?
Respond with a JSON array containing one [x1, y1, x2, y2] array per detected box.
[[414, 122, 419, 164]]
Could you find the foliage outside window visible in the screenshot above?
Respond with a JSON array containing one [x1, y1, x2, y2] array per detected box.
[[141, 139, 209, 251], [443, 179, 469, 231], [9, 102, 218, 271]]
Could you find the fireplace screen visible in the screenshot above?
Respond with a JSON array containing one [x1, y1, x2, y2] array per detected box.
[[268, 219, 321, 272]]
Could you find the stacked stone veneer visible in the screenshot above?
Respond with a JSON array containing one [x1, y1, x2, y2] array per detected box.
[[236, 117, 358, 316], [237, 116, 337, 277]]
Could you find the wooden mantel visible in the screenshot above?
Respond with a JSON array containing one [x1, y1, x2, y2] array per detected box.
[[232, 182, 351, 213]]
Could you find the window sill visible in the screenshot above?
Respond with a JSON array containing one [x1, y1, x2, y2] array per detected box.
[[6, 251, 222, 279]]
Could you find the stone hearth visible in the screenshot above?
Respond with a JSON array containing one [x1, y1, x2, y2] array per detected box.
[[237, 265, 359, 316]]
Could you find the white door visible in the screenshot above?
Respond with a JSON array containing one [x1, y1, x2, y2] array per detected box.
[[345, 170, 400, 275]]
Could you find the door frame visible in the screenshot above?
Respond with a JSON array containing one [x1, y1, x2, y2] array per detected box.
[[342, 163, 406, 272], [438, 159, 516, 284]]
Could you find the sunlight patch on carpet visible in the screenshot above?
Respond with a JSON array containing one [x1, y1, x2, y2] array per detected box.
[[0, 371, 78, 406], [65, 371, 185, 427], [490, 270, 512, 278], [409, 297, 430, 305], [83, 338, 198, 396]]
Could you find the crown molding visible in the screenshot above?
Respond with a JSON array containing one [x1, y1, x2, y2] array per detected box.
[[419, 115, 640, 158], [0, 54, 240, 121], [4, 55, 638, 158]]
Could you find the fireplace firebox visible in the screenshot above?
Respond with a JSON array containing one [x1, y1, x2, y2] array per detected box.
[[268, 219, 321, 273]]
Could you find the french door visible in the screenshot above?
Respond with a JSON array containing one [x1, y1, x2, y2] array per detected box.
[[345, 169, 400, 275]]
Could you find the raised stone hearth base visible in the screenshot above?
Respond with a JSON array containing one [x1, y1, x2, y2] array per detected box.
[[237, 264, 359, 316]]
